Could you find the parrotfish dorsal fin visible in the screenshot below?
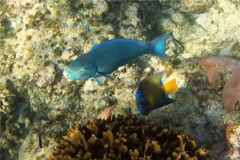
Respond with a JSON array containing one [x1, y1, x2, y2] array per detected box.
[[89, 38, 130, 52], [162, 78, 178, 93]]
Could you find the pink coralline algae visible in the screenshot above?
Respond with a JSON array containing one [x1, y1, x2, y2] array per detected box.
[[199, 56, 240, 112]]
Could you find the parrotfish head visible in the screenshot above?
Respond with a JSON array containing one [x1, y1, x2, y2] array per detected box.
[[63, 64, 97, 79], [135, 90, 152, 115]]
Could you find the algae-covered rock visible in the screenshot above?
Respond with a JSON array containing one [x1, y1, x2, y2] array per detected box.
[[1, 0, 240, 159], [181, 0, 215, 13]]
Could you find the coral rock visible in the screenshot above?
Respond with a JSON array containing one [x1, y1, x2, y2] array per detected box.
[[181, 0, 215, 13], [226, 123, 240, 160]]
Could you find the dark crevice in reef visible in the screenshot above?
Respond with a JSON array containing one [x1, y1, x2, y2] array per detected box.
[[1, 79, 36, 160]]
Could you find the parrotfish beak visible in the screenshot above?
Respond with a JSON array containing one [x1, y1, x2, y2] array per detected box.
[[63, 69, 70, 78], [63, 67, 85, 79], [63, 65, 97, 80]]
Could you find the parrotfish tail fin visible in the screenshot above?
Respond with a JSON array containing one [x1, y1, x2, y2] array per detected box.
[[162, 78, 178, 93], [149, 33, 173, 58]]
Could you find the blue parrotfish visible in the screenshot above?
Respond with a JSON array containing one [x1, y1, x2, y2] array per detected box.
[[63, 34, 173, 84], [136, 70, 178, 115]]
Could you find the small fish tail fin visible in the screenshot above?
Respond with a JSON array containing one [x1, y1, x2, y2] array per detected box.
[[162, 78, 178, 93], [148, 33, 173, 58]]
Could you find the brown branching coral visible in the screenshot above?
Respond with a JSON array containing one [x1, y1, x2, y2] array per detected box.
[[49, 115, 210, 160], [199, 56, 240, 111]]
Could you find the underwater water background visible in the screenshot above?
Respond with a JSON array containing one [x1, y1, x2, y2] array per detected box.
[[1, 0, 240, 160]]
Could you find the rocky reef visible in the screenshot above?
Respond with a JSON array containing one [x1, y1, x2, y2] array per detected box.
[[226, 123, 240, 159], [1, 0, 240, 160], [50, 115, 210, 160]]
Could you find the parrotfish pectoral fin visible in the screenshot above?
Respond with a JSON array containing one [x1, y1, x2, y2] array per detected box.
[[96, 72, 115, 80], [93, 72, 115, 85], [162, 78, 178, 93], [94, 77, 105, 85], [149, 33, 173, 58]]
